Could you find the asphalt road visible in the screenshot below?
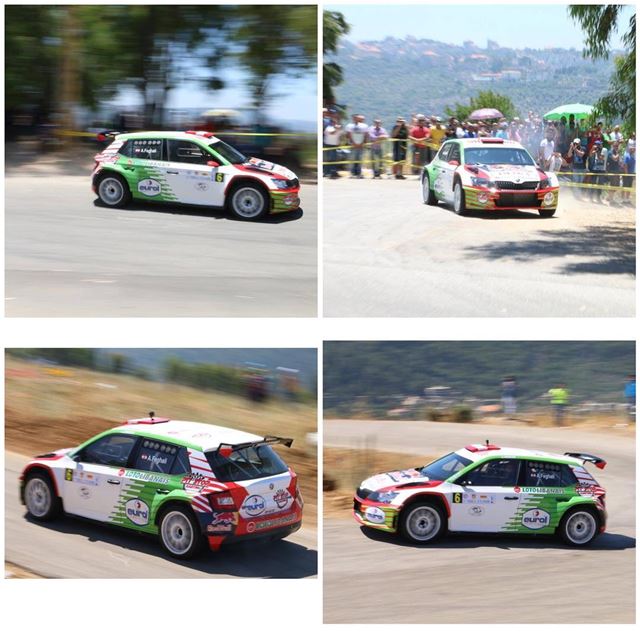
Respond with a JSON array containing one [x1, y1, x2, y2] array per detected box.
[[324, 420, 635, 623], [5, 451, 317, 578], [5, 176, 316, 317], [324, 178, 635, 317]]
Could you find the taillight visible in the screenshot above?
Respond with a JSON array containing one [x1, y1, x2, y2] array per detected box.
[[208, 491, 235, 510]]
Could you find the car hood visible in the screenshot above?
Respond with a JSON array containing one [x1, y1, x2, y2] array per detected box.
[[361, 467, 434, 492], [242, 157, 297, 181], [472, 164, 541, 182]]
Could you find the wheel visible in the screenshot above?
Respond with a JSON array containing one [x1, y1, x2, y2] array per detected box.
[[228, 183, 269, 220], [96, 173, 131, 208], [453, 181, 467, 215], [158, 504, 205, 559], [399, 501, 446, 544], [539, 209, 556, 218], [558, 507, 599, 546], [422, 173, 438, 205], [23, 471, 60, 521]]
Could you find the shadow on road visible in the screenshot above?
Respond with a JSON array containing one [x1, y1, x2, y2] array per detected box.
[[360, 526, 635, 551], [25, 514, 317, 578], [93, 199, 304, 224], [464, 225, 636, 275]]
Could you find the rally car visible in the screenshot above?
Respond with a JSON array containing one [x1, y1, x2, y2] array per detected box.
[[91, 130, 300, 220], [421, 138, 559, 216], [20, 415, 303, 558], [354, 443, 606, 546]]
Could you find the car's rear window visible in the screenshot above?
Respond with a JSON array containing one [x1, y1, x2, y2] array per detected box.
[[205, 444, 288, 482], [465, 146, 535, 166]]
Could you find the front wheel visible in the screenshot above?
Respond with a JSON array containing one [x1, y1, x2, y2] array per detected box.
[[558, 508, 599, 546], [399, 501, 446, 544], [24, 471, 60, 521], [96, 173, 131, 208], [158, 505, 205, 559], [228, 183, 269, 220], [453, 182, 467, 215], [422, 173, 438, 205], [539, 209, 556, 218]]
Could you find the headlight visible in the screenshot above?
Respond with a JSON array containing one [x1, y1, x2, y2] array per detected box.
[[368, 490, 399, 504], [272, 179, 290, 190], [470, 176, 490, 188]]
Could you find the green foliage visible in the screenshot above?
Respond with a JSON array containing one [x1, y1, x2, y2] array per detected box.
[[6, 348, 96, 369], [163, 357, 244, 395], [446, 90, 517, 121], [323, 10, 350, 102]]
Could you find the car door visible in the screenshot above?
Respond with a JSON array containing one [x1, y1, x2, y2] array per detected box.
[[163, 139, 226, 206], [62, 433, 139, 521], [447, 458, 521, 532], [431, 141, 452, 201], [440, 142, 461, 202]]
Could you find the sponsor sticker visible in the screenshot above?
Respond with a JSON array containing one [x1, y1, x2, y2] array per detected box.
[[74, 471, 99, 486], [125, 499, 150, 526], [207, 511, 238, 533], [454, 493, 495, 504], [137, 178, 161, 197], [79, 486, 91, 499], [468, 506, 484, 516], [251, 512, 297, 532], [273, 488, 291, 509], [515, 486, 565, 494], [195, 182, 209, 191], [521, 508, 550, 530], [123, 469, 169, 485], [181, 472, 210, 492], [364, 506, 386, 524], [241, 494, 266, 518]]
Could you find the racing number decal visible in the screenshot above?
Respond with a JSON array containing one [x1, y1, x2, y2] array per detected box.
[[215, 173, 224, 183], [65, 469, 74, 481], [452, 492, 462, 504]]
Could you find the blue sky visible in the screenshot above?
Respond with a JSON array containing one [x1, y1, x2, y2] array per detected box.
[[326, 3, 632, 50]]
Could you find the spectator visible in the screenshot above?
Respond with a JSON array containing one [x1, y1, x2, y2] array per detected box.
[[548, 151, 565, 173], [588, 140, 608, 203], [345, 113, 369, 178], [557, 116, 569, 155], [624, 374, 636, 419], [323, 121, 343, 179], [501, 376, 518, 416], [368, 118, 388, 179], [495, 122, 509, 140], [607, 140, 623, 195], [548, 383, 569, 426], [410, 114, 430, 175], [611, 124, 624, 144], [429, 117, 446, 161], [391, 116, 409, 180], [539, 128, 555, 170], [568, 138, 586, 198], [622, 144, 635, 203]]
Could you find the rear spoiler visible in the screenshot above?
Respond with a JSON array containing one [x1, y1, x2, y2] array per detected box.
[[96, 130, 122, 142], [564, 452, 607, 469], [216, 435, 293, 454]]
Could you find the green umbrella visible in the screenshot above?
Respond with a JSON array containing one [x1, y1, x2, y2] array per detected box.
[[543, 103, 593, 121]]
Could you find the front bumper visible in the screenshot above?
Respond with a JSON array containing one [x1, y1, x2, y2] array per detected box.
[[271, 189, 301, 213], [353, 494, 400, 533], [463, 186, 559, 211]]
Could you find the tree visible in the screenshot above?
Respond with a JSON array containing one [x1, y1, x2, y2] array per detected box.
[[569, 5, 635, 133], [446, 90, 517, 121], [323, 10, 350, 103]]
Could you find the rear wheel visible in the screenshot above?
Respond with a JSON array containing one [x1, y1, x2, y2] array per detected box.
[[539, 209, 556, 218], [422, 173, 438, 205], [24, 471, 60, 521], [453, 182, 467, 215], [158, 505, 205, 559], [228, 183, 269, 220], [97, 173, 131, 208], [559, 507, 599, 546], [399, 501, 446, 544]]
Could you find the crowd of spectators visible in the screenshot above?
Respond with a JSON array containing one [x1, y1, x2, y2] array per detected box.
[[323, 107, 635, 202]]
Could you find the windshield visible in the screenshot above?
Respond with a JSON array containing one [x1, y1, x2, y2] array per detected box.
[[420, 452, 472, 481], [465, 146, 535, 166], [205, 444, 288, 482], [209, 140, 246, 165]]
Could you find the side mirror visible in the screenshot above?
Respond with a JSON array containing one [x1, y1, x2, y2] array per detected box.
[[207, 160, 220, 168], [448, 160, 460, 167]]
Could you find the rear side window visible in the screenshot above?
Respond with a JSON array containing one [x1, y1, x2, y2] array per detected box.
[[438, 143, 452, 162], [133, 439, 178, 474], [205, 445, 288, 482], [522, 461, 576, 487], [76, 433, 138, 467], [119, 138, 164, 161], [449, 143, 461, 163], [167, 140, 210, 164]]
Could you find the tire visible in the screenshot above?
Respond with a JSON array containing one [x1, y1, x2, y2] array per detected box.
[[96, 173, 131, 208], [558, 507, 600, 546], [539, 209, 556, 218], [23, 470, 60, 521], [158, 504, 205, 559], [422, 173, 438, 205], [453, 181, 467, 215], [399, 500, 446, 544], [228, 183, 269, 220]]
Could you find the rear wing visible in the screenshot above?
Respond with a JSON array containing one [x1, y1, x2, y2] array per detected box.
[[564, 452, 607, 469], [216, 435, 293, 455]]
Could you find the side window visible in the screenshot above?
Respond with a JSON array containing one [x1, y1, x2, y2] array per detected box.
[[171, 447, 191, 475], [449, 144, 461, 163], [459, 458, 520, 486], [133, 439, 178, 474], [76, 434, 138, 467], [523, 460, 575, 487], [167, 140, 210, 164], [130, 139, 164, 161], [438, 143, 452, 162], [117, 140, 133, 157]]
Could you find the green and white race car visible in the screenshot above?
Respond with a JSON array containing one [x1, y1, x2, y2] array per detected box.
[[91, 130, 300, 220], [20, 415, 303, 558], [421, 138, 559, 216], [354, 443, 606, 546]]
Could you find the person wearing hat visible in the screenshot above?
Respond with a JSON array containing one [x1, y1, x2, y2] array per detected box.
[[409, 114, 430, 174], [391, 116, 409, 180], [429, 117, 446, 158], [587, 139, 608, 203], [368, 118, 389, 179], [568, 137, 586, 198]]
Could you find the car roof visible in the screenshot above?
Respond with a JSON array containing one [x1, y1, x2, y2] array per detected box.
[[116, 131, 221, 144], [456, 138, 524, 148], [111, 419, 260, 452], [456, 444, 583, 466]]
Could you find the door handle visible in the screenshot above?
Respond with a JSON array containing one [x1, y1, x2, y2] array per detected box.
[[166, 170, 179, 175], [504, 496, 519, 500], [156, 489, 170, 494], [107, 479, 121, 485]]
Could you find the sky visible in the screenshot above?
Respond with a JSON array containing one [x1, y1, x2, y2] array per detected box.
[[326, 3, 633, 50]]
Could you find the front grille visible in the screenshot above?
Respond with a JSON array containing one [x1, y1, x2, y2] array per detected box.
[[496, 192, 540, 208], [495, 180, 538, 190]]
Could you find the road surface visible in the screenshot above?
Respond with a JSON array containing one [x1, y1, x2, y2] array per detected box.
[[6, 451, 317, 578], [324, 420, 635, 623], [5, 177, 316, 317], [324, 179, 635, 316]]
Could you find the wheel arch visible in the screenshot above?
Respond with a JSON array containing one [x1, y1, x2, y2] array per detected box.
[[399, 491, 451, 519], [154, 497, 200, 526], [558, 500, 603, 530], [92, 166, 128, 189], [21, 463, 61, 505]]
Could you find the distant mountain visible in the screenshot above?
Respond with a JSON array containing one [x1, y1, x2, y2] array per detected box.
[[329, 37, 618, 123]]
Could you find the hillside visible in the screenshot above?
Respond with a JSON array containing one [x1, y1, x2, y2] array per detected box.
[[329, 37, 618, 122]]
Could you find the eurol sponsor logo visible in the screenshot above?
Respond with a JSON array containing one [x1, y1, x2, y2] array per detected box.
[[241, 494, 266, 518], [364, 506, 386, 525], [138, 178, 161, 196], [125, 499, 149, 526], [521, 508, 550, 530]]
